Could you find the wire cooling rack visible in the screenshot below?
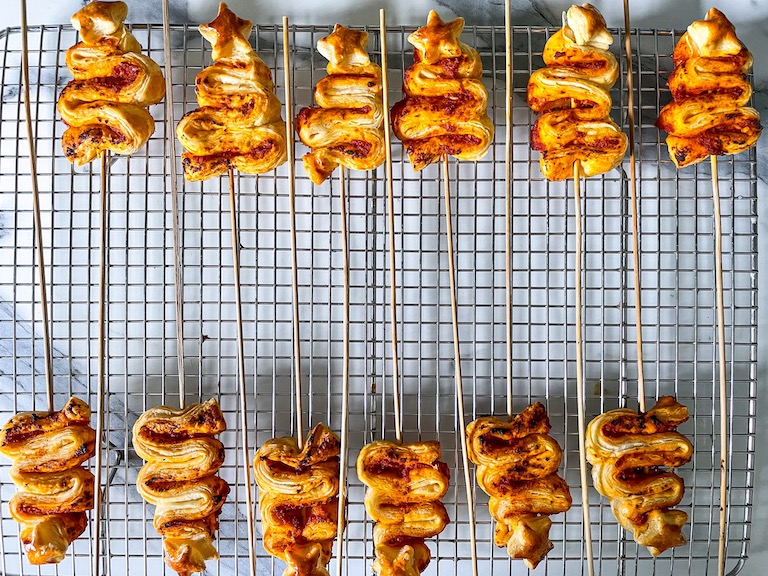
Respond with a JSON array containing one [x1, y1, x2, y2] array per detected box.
[[0, 21, 757, 576]]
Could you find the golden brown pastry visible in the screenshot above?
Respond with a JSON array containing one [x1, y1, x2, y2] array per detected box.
[[0, 397, 95, 564], [133, 398, 229, 576], [295, 24, 384, 184], [176, 2, 287, 181], [391, 11, 494, 171], [58, 1, 165, 166], [254, 423, 341, 576], [657, 8, 762, 167], [585, 396, 694, 556], [466, 403, 571, 569], [356, 440, 449, 576], [527, 3, 627, 180]]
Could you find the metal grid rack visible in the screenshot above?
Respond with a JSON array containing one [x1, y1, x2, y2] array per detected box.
[[0, 21, 757, 576]]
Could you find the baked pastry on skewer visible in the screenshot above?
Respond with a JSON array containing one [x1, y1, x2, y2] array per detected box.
[[176, 2, 287, 181], [0, 397, 95, 564], [133, 398, 229, 576], [295, 24, 384, 184], [391, 10, 494, 171], [527, 3, 627, 180], [58, 0, 165, 166], [466, 403, 571, 569], [586, 396, 694, 555], [656, 8, 762, 167], [356, 440, 450, 576], [254, 423, 341, 576]]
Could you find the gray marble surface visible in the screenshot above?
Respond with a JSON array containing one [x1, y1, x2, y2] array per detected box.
[[0, 1, 766, 575]]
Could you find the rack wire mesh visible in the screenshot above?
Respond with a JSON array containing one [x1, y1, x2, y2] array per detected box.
[[0, 21, 757, 576]]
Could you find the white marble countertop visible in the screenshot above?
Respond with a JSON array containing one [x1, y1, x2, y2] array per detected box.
[[0, 1, 766, 575]]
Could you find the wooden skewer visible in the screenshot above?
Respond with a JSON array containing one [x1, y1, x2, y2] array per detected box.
[[622, 0, 646, 413], [573, 162, 595, 576], [334, 167, 351, 576], [504, 0, 514, 419], [92, 150, 108, 576], [19, 0, 53, 413], [162, 0, 186, 406], [712, 155, 728, 576], [227, 168, 258, 576], [283, 16, 304, 449], [379, 9, 402, 443], [442, 157, 478, 576]]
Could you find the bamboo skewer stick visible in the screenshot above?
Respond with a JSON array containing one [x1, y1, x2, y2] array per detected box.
[[335, 167, 351, 576], [622, 0, 646, 412], [379, 9, 402, 443], [504, 0, 514, 419], [162, 0, 186, 406], [227, 168, 257, 576], [712, 155, 728, 576], [442, 157, 478, 576], [573, 162, 595, 576], [283, 17, 304, 449], [19, 0, 53, 412], [92, 151, 109, 576]]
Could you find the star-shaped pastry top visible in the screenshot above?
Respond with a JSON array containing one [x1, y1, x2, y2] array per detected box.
[[199, 2, 254, 62], [71, 1, 141, 53], [686, 8, 743, 57], [408, 10, 465, 65], [564, 3, 612, 50], [318, 24, 371, 70], [71, 1, 126, 44]]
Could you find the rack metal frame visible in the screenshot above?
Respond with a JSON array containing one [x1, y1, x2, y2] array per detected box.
[[0, 22, 756, 576]]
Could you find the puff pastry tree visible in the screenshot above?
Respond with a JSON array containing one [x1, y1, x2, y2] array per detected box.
[[586, 397, 694, 555], [295, 25, 385, 184], [527, 3, 627, 180], [657, 8, 762, 167], [254, 423, 342, 576], [58, 0, 165, 166], [176, 2, 286, 181], [133, 399, 229, 576], [356, 440, 450, 576], [392, 11, 494, 171], [466, 403, 571, 568], [0, 397, 96, 564]]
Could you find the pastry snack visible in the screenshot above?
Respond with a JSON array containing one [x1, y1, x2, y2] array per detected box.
[[356, 440, 450, 576], [466, 403, 571, 569], [254, 423, 341, 576], [585, 396, 694, 555], [58, 1, 165, 166], [527, 3, 627, 180], [295, 24, 384, 184], [656, 8, 762, 167], [0, 397, 95, 564], [133, 398, 229, 576], [391, 11, 494, 171], [176, 2, 287, 181]]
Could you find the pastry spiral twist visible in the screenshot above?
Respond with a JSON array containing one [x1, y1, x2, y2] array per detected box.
[[295, 24, 384, 184], [176, 2, 287, 181], [527, 3, 627, 180], [466, 403, 571, 569], [133, 398, 229, 576], [391, 11, 494, 171], [657, 8, 762, 167], [0, 397, 95, 564], [254, 423, 341, 576], [356, 440, 449, 576], [57, 1, 165, 166], [585, 396, 694, 556]]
